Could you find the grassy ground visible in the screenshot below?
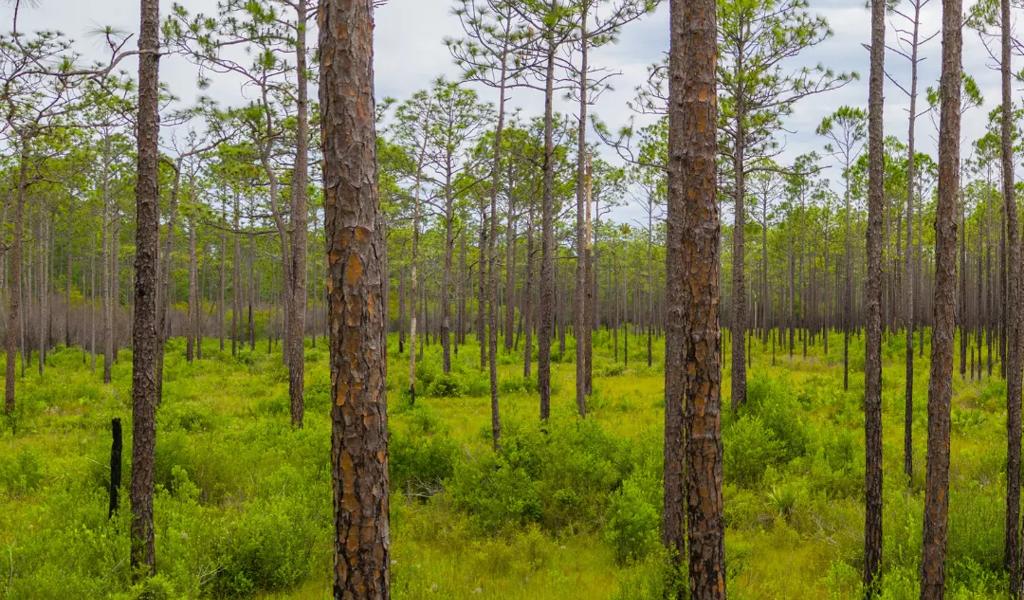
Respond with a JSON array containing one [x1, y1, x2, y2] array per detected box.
[[0, 328, 1011, 598]]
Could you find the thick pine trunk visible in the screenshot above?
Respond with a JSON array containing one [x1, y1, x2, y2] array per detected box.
[[319, 1, 391, 595], [667, 0, 725, 595]]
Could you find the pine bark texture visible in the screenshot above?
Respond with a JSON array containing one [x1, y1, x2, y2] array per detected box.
[[130, 0, 161, 575], [289, 0, 310, 429], [921, 0, 961, 595], [864, 0, 885, 590], [1001, 0, 1023, 589], [319, 1, 391, 597], [667, 0, 725, 596]]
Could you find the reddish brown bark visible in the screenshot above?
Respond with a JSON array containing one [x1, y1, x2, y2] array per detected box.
[[319, 0, 391, 597], [667, 0, 725, 596], [130, 0, 161, 576], [921, 0, 961, 595]]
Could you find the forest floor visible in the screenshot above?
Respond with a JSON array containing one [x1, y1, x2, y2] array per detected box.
[[0, 330, 1011, 599]]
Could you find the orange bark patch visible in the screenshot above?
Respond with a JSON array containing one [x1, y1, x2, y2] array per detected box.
[[345, 254, 363, 286]]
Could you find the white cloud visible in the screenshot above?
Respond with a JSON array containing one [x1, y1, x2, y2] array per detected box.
[[6, 0, 1010, 221]]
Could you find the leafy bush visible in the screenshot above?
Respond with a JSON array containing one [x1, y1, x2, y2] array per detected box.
[[604, 471, 660, 564], [426, 372, 465, 398], [390, 431, 457, 498], [449, 452, 542, 532], [159, 400, 216, 432], [206, 498, 318, 597], [724, 416, 783, 486], [0, 448, 44, 497], [461, 372, 489, 396], [745, 375, 809, 461], [397, 403, 445, 435], [948, 483, 1003, 571], [450, 421, 630, 534], [499, 375, 537, 394]]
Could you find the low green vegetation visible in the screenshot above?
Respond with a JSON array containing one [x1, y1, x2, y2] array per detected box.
[[0, 331, 1011, 598]]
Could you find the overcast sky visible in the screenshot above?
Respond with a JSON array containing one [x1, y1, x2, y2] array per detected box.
[[8, 0, 1002, 221]]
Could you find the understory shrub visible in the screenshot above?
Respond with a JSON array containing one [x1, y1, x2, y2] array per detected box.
[[604, 470, 660, 564], [0, 448, 44, 497], [426, 372, 466, 398], [724, 415, 784, 486], [390, 430, 458, 498], [206, 497, 319, 597], [450, 420, 630, 533]]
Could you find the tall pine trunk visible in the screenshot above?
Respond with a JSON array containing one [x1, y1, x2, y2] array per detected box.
[[864, 0, 885, 589], [288, 0, 310, 429], [921, 1, 961, 593], [130, 0, 161, 575], [1001, 0, 1023, 589], [538, 16, 557, 421], [319, 1, 391, 595], [666, 0, 725, 594]]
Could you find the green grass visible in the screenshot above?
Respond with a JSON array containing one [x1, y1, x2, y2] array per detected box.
[[0, 328, 1012, 598]]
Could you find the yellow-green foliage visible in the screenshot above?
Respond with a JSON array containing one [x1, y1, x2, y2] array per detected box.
[[0, 329, 1012, 598]]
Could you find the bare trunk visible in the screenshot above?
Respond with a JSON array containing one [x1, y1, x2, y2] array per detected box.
[[921, 3, 961, 594], [864, 0, 885, 588], [667, 1, 726, 594], [130, 0, 161, 574], [319, 1, 391, 594], [288, 0, 310, 428]]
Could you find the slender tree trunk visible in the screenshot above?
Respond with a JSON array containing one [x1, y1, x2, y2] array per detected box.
[[90, 243, 97, 373], [538, 23, 557, 421], [731, 112, 747, 410], [584, 175, 594, 395], [248, 233, 255, 351], [960, 207, 967, 378], [921, 3, 961, 594], [102, 138, 114, 384], [37, 211, 46, 376], [478, 205, 486, 369], [407, 168, 422, 403], [232, 196, 241, 357], [64, 245, 71, 349], [5, 146, 27, 414], [574, 7, 590, 418], [441, 189, 453, 374], [287, 0, 310, 428], [487, 57, 510, 447], [1001, 0, 1023, 588], [864, 0, 885, 589], [219, 230, 226, 352], [187, 221, 198, 363], [130, 0, 161, 575], [904, 0, 922, 482], [524, 201, 535, 379], [505, 191, 516, 353], [155, 162, 182, 400], [319, 1, 391, 593], [844, 155, 853, 392]]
